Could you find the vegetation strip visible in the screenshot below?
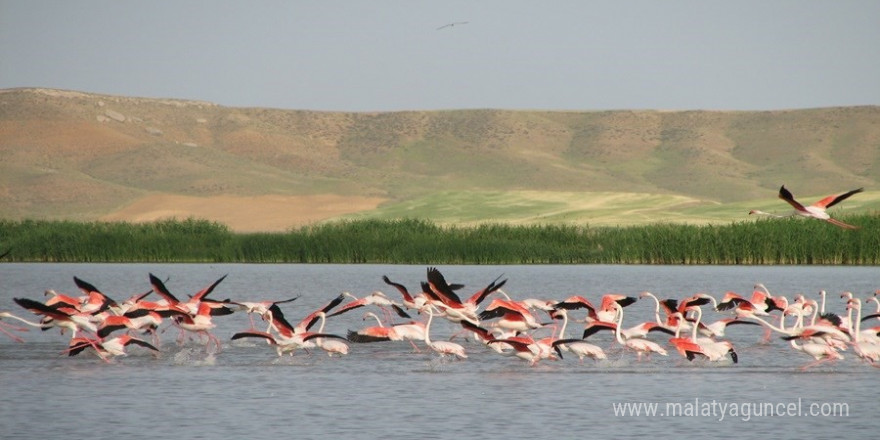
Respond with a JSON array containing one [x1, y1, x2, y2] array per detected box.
[[1, 216, 878, 264]]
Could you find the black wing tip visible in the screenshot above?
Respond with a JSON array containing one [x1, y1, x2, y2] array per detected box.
[[616, 296, 637, 308]]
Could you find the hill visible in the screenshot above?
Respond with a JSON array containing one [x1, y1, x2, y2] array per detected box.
[[1, 88, 878, 231]]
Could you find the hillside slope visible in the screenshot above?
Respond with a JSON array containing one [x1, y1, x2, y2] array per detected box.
[[2, 88, 878, 231]]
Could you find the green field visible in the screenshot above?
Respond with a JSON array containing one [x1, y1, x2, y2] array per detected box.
[[336, 189, 880, 228]]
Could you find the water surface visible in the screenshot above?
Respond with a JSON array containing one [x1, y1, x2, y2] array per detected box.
[[1, 264, 876, 439]]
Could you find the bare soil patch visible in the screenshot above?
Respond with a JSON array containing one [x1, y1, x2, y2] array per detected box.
[[100, 194, 387, 232]]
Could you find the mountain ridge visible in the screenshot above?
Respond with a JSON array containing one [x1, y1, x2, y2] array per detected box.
[[2, 88, 878, 231]]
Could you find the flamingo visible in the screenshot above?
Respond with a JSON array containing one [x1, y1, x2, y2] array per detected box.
[[381, 275, 429, 311], [239, 294, 347, 356], [72, 276, 120, 315], [749, 185, 863, 229], [597, 294, 637, 322], [487, 335, 556, 366], [422, 306, 467, 359], [231, 329, 347, 357], [423, 267, 506, 325], [149, 273, 233, 316], [313, 312, 349, 356], [716, 291, 773, 317], [328, 291, 410, 321], [346, 312, 425, 352], [546, 308, 607, 363], [172, 301, 224, 353], [67, 334, 159, 359], [478, 298, 544, 332], [847, 299, 880, 366], [552, 295, 600, 321], [606, 303, 668, 361], [13, 297, 99, 336], [43, 289, 83, 310], [783, 331, 845, 371], [682, 307, 739, 363], [228, 296, 300, 329]]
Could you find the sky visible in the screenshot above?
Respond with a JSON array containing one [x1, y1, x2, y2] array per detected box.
[[2, 1, 879, 112]]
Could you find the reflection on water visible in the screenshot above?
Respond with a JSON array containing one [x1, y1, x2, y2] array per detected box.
[[1, 264, 877, 439]]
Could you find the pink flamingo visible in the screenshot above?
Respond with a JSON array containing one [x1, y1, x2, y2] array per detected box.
[[422, 306, 467, 359], [749, 185, 863, 229]]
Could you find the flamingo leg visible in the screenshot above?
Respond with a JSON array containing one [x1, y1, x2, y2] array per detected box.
[[0, 325, 25, 343], [800, 357, 834, 371]]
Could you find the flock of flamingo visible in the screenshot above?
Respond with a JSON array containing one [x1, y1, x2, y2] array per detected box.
[[2, 267, 879, 371]]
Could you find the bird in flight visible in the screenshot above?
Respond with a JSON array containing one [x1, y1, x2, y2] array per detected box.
[[749, 185, 864, 229], [436, 21, 469, 30]]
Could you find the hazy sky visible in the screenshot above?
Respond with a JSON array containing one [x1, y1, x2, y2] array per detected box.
[[2, 1, 879, 112]]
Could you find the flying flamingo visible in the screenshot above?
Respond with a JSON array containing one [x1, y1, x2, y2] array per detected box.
[[423, 267, 506, 325], [13, 297, 99, 337], [382, 275, 429, 311], [328, 291, 410, 321], [72, 276, 120, 315], [749, 185, 863, 229], [478, 298, 544, 333], [13, 296, 108, 357], [553, 293, 637, 323], [228, 295, 299, 329]]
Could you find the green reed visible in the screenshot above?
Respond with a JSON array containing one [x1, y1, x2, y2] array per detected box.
[[0, 215, 877, 264]]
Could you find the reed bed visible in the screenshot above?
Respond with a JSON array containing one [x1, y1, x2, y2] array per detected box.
[[0, 215, 877, 264]]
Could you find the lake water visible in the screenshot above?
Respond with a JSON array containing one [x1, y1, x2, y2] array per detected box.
[[1, 264, 877, 439]]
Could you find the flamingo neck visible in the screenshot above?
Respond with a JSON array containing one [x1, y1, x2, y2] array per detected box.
[[424, 308, 434, 344], [558, 311, 569, 339], [852, 301, 862, 343], [613, 306, 625, 344], [690, 307, 702, 340]]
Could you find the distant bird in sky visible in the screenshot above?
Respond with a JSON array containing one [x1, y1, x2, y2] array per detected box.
[[436, 21, 468, 30], [749, 185, 864, 229]]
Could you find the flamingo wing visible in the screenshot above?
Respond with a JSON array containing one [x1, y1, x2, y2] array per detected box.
[[328, 298, 368, 317], [14, 297, 72, 320], [582, 321, 617, 339], [300, 293, 346, 330], [149, 273, 181, 304], [124, 337, 159, 351], [231, 331, 278, 344], [74, 276, 119, 309], [191, 274, 229, 301], [382, 275, 416, 302], [814, 187, 863, 209], [466, 274, 507, 306], [347, 328, 392, 343], [426, 267, 464, 306], [778, 185, 807, 212], [67, 338, 96, 356]]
